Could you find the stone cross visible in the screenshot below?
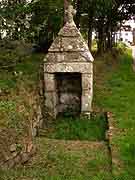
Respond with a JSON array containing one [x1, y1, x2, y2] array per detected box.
[[66, 5, 76, 24]]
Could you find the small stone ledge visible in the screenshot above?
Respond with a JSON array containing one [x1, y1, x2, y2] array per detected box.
[[44, 62, 92, 74], [106, 112, 123, 176]]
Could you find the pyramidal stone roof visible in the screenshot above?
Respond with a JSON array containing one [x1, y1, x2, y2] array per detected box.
[[46, 16, 94, 63]]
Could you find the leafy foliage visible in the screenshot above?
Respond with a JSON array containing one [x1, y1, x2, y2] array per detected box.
[[0, 0, 134, 52]]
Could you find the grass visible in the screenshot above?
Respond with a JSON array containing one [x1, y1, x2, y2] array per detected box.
[[0, 53, 43, 91], [41, 114, 107, 141], [1, 41, 135, 179], [0, 43, 111, 179], [93, 48, 135, 178], [0, 138, 111, 180], [0, 44, 44, 176], [0, 52, 43, 132]]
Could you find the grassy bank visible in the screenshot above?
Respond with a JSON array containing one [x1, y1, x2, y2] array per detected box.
[[93, 48, 135, 178], [0, 42, 111, 179], [0, 42, 135, 179], [0, 138, 111, 180]]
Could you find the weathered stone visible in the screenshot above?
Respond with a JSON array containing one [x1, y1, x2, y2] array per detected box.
[[7, 159, 15, 168], [10, 144, 16, 152], [66, 5, 76, 24], [21, 153, 30, 164], [61, 36, 89, 52], [1, 151, 10, 161], [43, 5, 94, 119], [80, 51, 94, 62], [44, 62, 92, 73], [60, 93, 80, 105], [44, 73, 55, 91], [82, 74, 93, 90], [46, 52, 92, 63], [12, 152, 18, 158], [49, 36, 61, 52], [81, 90, 93, 112], [59, 22, 80, 37], [45, 92, 58, 109], [14, 155, 21, 164]]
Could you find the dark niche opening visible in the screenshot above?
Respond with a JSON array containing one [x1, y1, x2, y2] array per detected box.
[[55, 73, 82, 116]]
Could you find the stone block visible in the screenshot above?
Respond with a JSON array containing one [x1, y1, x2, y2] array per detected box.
[[81, 90, 93, 112], [58, 22, 80, 37], [10, 144, 16, 152], [82, 74, 93, 90], [61, 36, 89, 52], [60, 93, 80, 105], [49, 36, 61, 52], [7, 159, 15, 168], [21, 153, 30, 164], [44, 73, 55, 91], [45, 92, 58, 109], [44, 62, 92, 74], [46, 52, 93, 63]]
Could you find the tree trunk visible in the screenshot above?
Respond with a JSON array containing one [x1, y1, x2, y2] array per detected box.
[[88, 23, 93, 51], [107, 30, 111, 50], [64, 0, 69, 24], [106, 22, 113, 51], [87, 9, 94, 51], [97, 24, 104, 54], [75, 0, 81, 29]]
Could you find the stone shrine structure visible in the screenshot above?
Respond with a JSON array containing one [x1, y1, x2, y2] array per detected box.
[[44, 5, 94, 118]]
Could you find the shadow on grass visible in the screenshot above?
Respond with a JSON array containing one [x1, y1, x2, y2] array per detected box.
[[39, 113, 108, 141]]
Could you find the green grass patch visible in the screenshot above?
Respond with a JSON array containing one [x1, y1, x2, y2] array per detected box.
[[93, 49, 135, 178], [0, 138, 111, 180], [40, 114, 107, 141], [0, 51, 42, 133]]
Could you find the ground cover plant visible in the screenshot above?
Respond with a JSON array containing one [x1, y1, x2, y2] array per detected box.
[[93, 48, 135, 179], [40, 114, 107, 141], [0, 138, 111, 180], [0, 41, 43, 172], [1, 42, 135, 179], [0, 41, 112, 179]]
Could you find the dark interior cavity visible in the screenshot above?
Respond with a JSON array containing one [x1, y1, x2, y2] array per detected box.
[[55, 73, 82, 116]]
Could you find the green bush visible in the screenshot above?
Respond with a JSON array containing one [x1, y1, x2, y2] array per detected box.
[[0, 40, 31, 69]]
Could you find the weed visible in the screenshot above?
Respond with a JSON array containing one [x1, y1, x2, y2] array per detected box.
[[42, 114, 107, 141]]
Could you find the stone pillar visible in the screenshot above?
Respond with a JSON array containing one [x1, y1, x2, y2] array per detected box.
[[44, 73, 58, 118], [81, 72, 93, 115], [64, 0, 69, 24]]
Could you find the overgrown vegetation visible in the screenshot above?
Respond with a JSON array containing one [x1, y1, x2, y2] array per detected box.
[[93, 48, 135, 178], [0, 41, 43, 170], [40, 114, 107, 141], [0, 0, 134, 52], [0, 138, 111, 180], [0, 40, 43, 134], [0, 40, 110, 179], [0, 41, 135, 179]]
